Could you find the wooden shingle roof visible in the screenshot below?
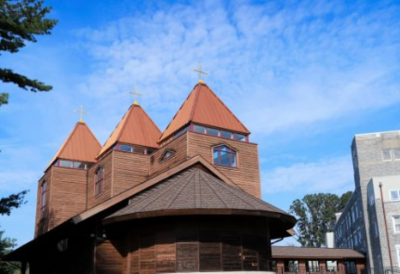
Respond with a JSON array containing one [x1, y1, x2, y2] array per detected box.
[[271, 246, 365, 259], [159, 82, 250, 142], [98, 104, 161, 157], [46, 121, 101, 170], [104, 166, 296, 235]]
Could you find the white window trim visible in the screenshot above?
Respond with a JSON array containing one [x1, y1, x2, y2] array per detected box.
[[396, 245, 400, 267], [389, 190, 400, 201], [392, 215, 400, 234]]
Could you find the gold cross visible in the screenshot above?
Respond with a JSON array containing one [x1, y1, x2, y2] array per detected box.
[[73, 104, 89, 123], [193, 64, 208, 83], [128, 86, 142, 105]]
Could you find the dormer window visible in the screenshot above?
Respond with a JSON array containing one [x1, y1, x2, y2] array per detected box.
[[213, 145, 237, 168], [160, 150, 175, 162], [94, 166, 104, 196]]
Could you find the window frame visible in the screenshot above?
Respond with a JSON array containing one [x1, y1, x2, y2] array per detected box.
[[392, 215, 400, 234], [41, 180, 47, 217], [212, 144, 238, 168], [390, 190, 400, 201], [94, 166, 104, 196], [159, 149, 176, 163]]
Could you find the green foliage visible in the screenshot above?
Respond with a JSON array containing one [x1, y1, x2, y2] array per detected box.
[[289, 191, 352, 247], [0, 229, 18, 274], [0, 0, 57, 101], [0, 191, 28, 216]]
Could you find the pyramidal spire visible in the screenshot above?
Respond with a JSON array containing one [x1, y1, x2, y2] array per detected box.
[[47, 121, 102, 170], [98, 104, 161, 157], [159, 82, 250, 143]]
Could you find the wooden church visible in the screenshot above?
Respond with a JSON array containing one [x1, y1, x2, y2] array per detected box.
[[6, 79, 297, 273]]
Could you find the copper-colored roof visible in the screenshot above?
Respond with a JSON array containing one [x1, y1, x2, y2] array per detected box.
[[159, 82, 250, 142], [47, 121, 102, 170], [271, 246, 365, 259], [104, 166, 296, 238], [98, 104, 161, 157]]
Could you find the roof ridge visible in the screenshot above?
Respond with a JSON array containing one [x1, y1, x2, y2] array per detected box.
[[199, 171, 229, 208], [165, 172, 196, 209], [124, 168, 195, 213], [82, 122, 102, 148], [137, 104, 162, 135], [201, 171, 256, 209], [114, 104, 134, 145]]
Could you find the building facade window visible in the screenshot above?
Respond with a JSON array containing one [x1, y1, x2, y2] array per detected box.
[[306, 261, 319, 272], [115, 143, 155, 155], [54, 159, 93, 170], [390, 190, 400, 201], [213, 145, 237, 168], [284, 260, 299, 272], [41, 181, 47, 215], [393, 216, 400, 233], [382, 148, 400, 161], [94, 166, 104, 196], [326, 261, 338, 272]]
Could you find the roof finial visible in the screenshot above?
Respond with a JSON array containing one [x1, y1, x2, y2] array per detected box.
[[193, 64, 208, 83], [73, 104, 89, 123], [128, 86, 142, 105]]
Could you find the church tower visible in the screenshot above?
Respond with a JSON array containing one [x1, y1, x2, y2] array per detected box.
[[87, 101, 161, 208], [151, 81, 261, 197], [35, 119, 101, 236]]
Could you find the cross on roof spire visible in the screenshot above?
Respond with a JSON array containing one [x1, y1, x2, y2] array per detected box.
[[128, 86, 142, 105], [73, 104, 89, 123], [193, 64, 208, 83]]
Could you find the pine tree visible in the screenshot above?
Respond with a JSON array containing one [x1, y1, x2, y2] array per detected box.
[[0, 0, 57, 105]]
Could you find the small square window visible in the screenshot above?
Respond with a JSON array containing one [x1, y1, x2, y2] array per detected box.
[[391, 190, 400, 201], [119, 144, 133, 152], [221, 130, 232, 139], [234, 134, 246, 141], [60, 160, 73, 167], [383, 149, 392, 161]]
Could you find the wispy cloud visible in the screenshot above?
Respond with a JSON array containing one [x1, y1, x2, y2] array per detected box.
[[262, 155, 354, 195], [70, 0, 400, 137]]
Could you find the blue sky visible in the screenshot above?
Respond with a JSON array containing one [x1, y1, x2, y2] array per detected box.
[[1, 0, 400, 247]]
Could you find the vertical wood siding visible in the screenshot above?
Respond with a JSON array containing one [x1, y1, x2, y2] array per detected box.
[[48, 167, 88, 229], [187, 132, 261, 198]]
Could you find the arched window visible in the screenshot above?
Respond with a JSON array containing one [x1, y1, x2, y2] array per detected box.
[[213, 145, 237, 168], [94, 166, 104, 196]]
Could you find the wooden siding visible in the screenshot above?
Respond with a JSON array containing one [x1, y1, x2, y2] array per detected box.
[[187, 132, 261, 197], [35, 170, 52, 237], [149, 134, 188, 177], [96, 239, 126, 274], [105, 216, 271, 274], [87, 151, 114, 209], [113, 150, 149, 196], [48, 167, 88, 230]]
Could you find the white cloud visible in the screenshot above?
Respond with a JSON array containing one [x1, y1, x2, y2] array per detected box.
[[70, 0, 400, 137], [262, 155, 354, 195]]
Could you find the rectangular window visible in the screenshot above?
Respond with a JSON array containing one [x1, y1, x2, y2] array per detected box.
[[306, 261, 319, 272], [119, 144, 133, 152], [59, 160, 73, 167], [383, 149, 392, 161], [234, 133, 246, 141], [390, 190, 400, 201], [284, 260, 299, 272], [326, 261, 338, 272], [393, 149, 400, 160], [207, 127, 219, 136], [221, 130, 232, 139], [41, 181, 47, 213], [393, 216, 400, 233], [133, 146, 145, 154], [193, 125, 206, 134], [147, 148, 156, 154], [73, 161, 85, 169], [94, 167, 104, 196]]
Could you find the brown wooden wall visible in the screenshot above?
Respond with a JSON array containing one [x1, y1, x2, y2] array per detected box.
[[99, 216, 271, 274], [87, 151, 114, 209], [187, 132, 261, 198], [35, 170, 52, 237], [113, 150, 149, 196], [47, 167, 88, 230], [149, 134, 188, 177]]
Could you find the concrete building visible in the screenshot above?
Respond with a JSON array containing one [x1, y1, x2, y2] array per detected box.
[[334, 130, 400, 274]]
